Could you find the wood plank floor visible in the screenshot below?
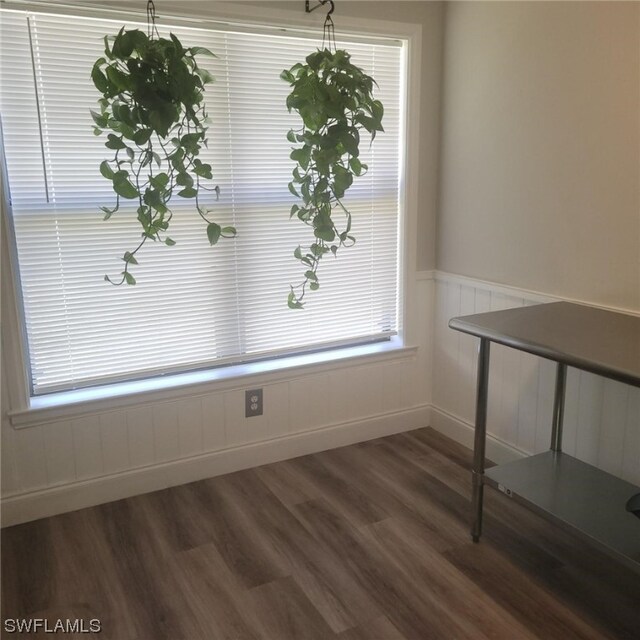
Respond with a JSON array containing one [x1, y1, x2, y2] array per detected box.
[[2, 427, 639, 639]]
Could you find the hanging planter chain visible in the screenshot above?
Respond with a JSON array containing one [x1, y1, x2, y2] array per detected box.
[[146, 0, 161, 40], [305, 0, 337, 51]]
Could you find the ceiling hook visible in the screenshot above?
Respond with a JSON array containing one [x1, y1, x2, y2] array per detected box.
[[305, 0, 335, 17]]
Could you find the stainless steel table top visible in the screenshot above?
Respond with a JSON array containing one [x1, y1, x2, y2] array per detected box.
[[449, 301, 640, 388]]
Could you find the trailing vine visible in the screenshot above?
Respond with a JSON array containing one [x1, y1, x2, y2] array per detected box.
[[281, 48, 384, 308], [91, 27, 235, 285]]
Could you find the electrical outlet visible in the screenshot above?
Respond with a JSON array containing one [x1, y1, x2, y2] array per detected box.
[[245, 388, 263, 417]]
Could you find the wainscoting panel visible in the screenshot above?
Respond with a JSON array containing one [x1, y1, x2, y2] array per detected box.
[[431, 273, 640, 486], [0, 276, 434, 526]]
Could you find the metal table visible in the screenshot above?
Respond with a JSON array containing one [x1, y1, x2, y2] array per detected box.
[[449, 301, 640, 572]]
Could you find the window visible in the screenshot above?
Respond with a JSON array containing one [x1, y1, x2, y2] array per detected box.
[[0, 8, 404, 396]]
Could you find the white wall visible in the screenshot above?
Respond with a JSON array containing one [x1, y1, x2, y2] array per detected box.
[[432, 2, 640, 482], [437, 1, 640, 311]]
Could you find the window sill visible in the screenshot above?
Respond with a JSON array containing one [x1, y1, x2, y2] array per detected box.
[[9, 338, 417, 428]]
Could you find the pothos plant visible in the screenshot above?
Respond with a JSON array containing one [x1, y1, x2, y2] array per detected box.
[[91, 27, 235, 285], [281, 48, 384, 308]]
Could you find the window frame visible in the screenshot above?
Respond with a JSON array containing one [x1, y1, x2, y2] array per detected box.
[[1, 0, 423, 425]]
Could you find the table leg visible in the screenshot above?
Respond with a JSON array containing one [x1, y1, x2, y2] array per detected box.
[[550, 362, 567, 452], [471, 338, 490, 542]]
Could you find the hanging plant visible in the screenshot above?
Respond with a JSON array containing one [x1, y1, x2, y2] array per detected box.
[[91, 22, 235, 285], [281, 48, 384, 308]]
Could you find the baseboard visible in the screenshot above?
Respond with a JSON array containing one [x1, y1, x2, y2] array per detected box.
[[429, 405, 526, 465], [1, 404, 431, 527]]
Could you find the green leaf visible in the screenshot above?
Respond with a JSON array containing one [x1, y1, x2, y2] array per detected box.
[[113, 175, 139, 199], [290, 146, 311, 171], [355, 113, 378, 134], [178, 187, 197, 198], [114, 28, 147, 58], [149, 103, 179, 138], [340, 132, 359, 157], [101, 205, 116, 220], [207, 222, 221, 245], [180, 132, 203, 155], [333, 165, 353, 197], [288, 182, 300, 198], [103, 36, 114, 59], [110, 27, 124, 57], [349, 157, 364, 176], [91, 110, 108, 127], [165, 237, 176, 246], [143, 188, 167, 213], [301, 179, 310, 201], [195, 67, 215, 85], [193, 163, 212, 179], [309, 281, 320, 291], [123, 271, 136, 285], [176, 172, 194, 188], [286, 130, 297, 143], [171, 152, 185, 172], [91, 63, 109, 94], [371, 99, 384, 123], [221, 226, 237, 237], [99, 160, 114, 180], [106, 65, 130, 92], [133, 128, 153, 145], [190, 46, 217, 58], [120, 30, 140, 57], [293, 246, 303, 260], [280, 69, 295, 83], [304, 270, 318, 282], [287, 291, 303, 309], [315, 227, 336, 242], [137, 207, 151, 232], [149, 173, 170, 191], [118, 123, 136, 140], [105, 134, 126, 150], [170, 33, 185, 57], [305, 50, 325, 70], [123, 251, 138, 265]]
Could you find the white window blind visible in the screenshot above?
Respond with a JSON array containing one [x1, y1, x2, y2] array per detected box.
[[0, 9, 403, 395]]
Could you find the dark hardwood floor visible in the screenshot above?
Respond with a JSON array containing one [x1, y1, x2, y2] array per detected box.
[[2, 427, 639, 639]]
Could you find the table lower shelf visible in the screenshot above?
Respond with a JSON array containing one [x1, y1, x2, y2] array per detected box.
[[483, 451, 640, 572]]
